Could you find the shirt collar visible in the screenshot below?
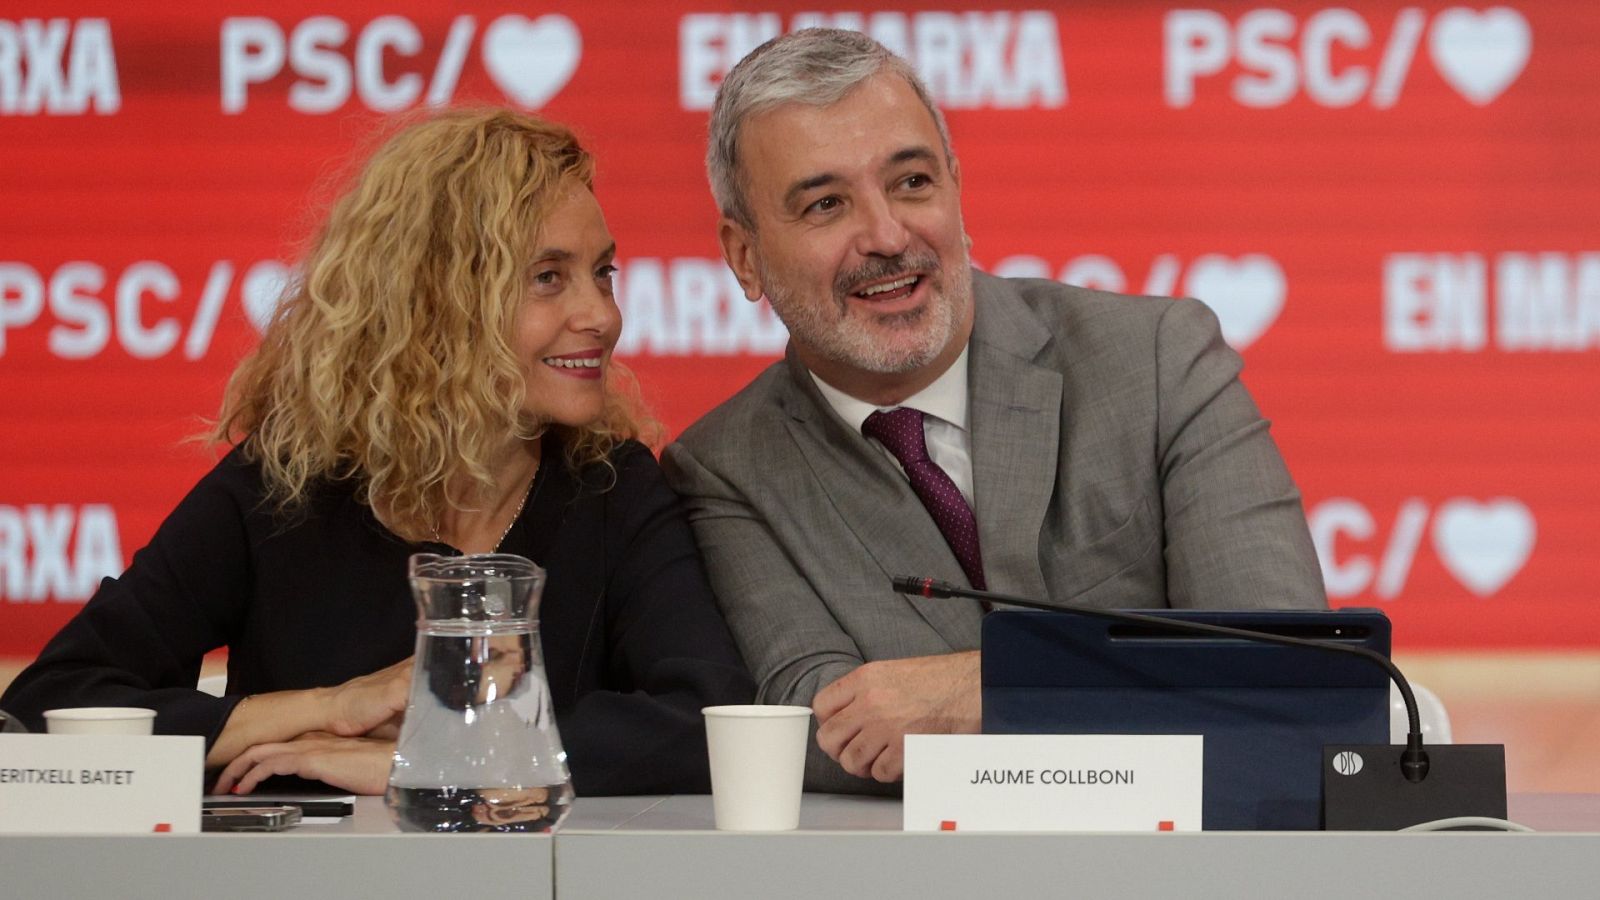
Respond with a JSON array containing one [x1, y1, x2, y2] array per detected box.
[[810, 343, 971, 434]]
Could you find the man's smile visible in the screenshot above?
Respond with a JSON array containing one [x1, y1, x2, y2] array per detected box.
[[852, 274, 921, 301]]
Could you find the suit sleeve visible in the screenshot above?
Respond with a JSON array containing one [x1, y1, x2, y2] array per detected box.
[[556, 445, 757, 796], [0, 459, 251, 741], [662, 440, 894, 795], [1154, 298, 1328, 609]]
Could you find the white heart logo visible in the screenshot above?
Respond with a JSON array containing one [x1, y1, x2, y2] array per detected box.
[[1431, 498, 1536, 596], [1182, 254, 1286, 349], [241, 261, 293, 334], [481, 14, 581, 109], [1428, 8, 1531, 106]]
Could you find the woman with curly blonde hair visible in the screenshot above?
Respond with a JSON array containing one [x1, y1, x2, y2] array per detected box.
[[1, 109, 754, 796]]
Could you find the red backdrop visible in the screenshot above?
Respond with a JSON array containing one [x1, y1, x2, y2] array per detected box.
[[2, 2, 1595, 656]]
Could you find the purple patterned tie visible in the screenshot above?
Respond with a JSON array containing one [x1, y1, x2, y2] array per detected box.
[[862, 407, 986, 590]]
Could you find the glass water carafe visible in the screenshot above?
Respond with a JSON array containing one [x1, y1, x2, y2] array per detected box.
[[386, 552, 572, 832]]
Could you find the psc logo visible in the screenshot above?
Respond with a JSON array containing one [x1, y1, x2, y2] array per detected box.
[[220, 14, 581, 114], [989, 253, 1287, 350], [1308, 497, 1536, 600], [1165, 7, 1531, 108]]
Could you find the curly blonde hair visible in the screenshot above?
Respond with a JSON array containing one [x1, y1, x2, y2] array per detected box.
[[211, 108, 648, 542]]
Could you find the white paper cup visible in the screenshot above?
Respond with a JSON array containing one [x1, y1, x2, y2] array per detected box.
[[703, 704, 812, 831], [43, 707, 157, 735]]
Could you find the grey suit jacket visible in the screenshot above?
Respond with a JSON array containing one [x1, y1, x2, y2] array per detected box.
[[663, 272, 1327, 792]]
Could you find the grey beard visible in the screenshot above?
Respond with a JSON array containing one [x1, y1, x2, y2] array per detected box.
[[766, 275, 965, 375]]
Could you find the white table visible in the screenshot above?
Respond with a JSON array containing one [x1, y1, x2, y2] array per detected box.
[[556, 793, 1600, 900], [4, 794, 1598, 900]]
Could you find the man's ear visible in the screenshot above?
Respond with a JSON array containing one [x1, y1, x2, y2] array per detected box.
[[718, 218, 765, 303], [949, 153, 962, 189]]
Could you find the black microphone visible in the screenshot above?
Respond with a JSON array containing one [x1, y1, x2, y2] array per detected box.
[[893, 575, 1509, 830]]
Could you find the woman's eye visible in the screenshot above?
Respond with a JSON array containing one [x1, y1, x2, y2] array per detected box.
[[533, 269, 561, 287]]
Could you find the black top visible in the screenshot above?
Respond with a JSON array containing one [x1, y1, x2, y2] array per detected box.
[[0, 434, 755, 795]]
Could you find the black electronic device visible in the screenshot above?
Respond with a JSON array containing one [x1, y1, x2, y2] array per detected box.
[[204, 796, 355, 818], [1322, 744, 1507, 830]]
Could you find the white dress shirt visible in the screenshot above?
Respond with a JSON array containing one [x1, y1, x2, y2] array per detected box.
[[811, 345, 975, 507]]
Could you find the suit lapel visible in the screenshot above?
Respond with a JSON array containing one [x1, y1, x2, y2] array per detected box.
[[967, 272, 1062, 602], [777, 350, 981, 651]]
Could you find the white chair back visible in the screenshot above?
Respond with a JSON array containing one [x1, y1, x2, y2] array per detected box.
[[1389, 681, 1452, 744]]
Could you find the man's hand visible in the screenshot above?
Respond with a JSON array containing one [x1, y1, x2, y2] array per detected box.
[[812, 651, 981, 783], [212, 733, 395, 796]]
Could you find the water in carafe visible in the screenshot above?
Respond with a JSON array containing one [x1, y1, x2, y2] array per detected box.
[[387, 553, 572, 832]]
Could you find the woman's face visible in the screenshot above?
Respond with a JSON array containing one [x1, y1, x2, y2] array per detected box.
[[511, 184, 623, 428]]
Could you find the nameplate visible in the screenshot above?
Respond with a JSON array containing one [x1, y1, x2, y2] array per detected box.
[[0, 735, 203, 833], [903, 734, 1203, 832]]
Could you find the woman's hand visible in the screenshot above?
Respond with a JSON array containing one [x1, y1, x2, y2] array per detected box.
[[323, 658, 412, 737], [205, 658, 413, 769], [213, 733, 396, 796]]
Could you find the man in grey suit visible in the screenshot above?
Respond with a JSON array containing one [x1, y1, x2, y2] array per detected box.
[[663, 29, 1327, 793]]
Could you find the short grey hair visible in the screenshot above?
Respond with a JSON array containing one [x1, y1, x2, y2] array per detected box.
[[706, 28, 955, 231]]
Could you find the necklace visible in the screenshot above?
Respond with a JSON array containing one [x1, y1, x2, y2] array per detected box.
[[493, 471, 536, 551], [431, 466, 538, 552]]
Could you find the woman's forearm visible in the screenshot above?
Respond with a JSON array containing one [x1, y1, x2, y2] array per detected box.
[[205, 687, 333, 768], [205, 659, 411, 768]]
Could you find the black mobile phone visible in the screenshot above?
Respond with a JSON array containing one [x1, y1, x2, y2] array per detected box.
[[201, 805, 302, 832], [204, 797, 354, 817]]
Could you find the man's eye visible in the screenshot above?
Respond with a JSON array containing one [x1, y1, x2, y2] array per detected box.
[[596, 264, 618, 280], [807, 196, 842, 215], [902, 174, 932, 190]]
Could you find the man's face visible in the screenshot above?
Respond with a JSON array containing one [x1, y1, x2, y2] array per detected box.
[[720, 71, 974, 396]]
